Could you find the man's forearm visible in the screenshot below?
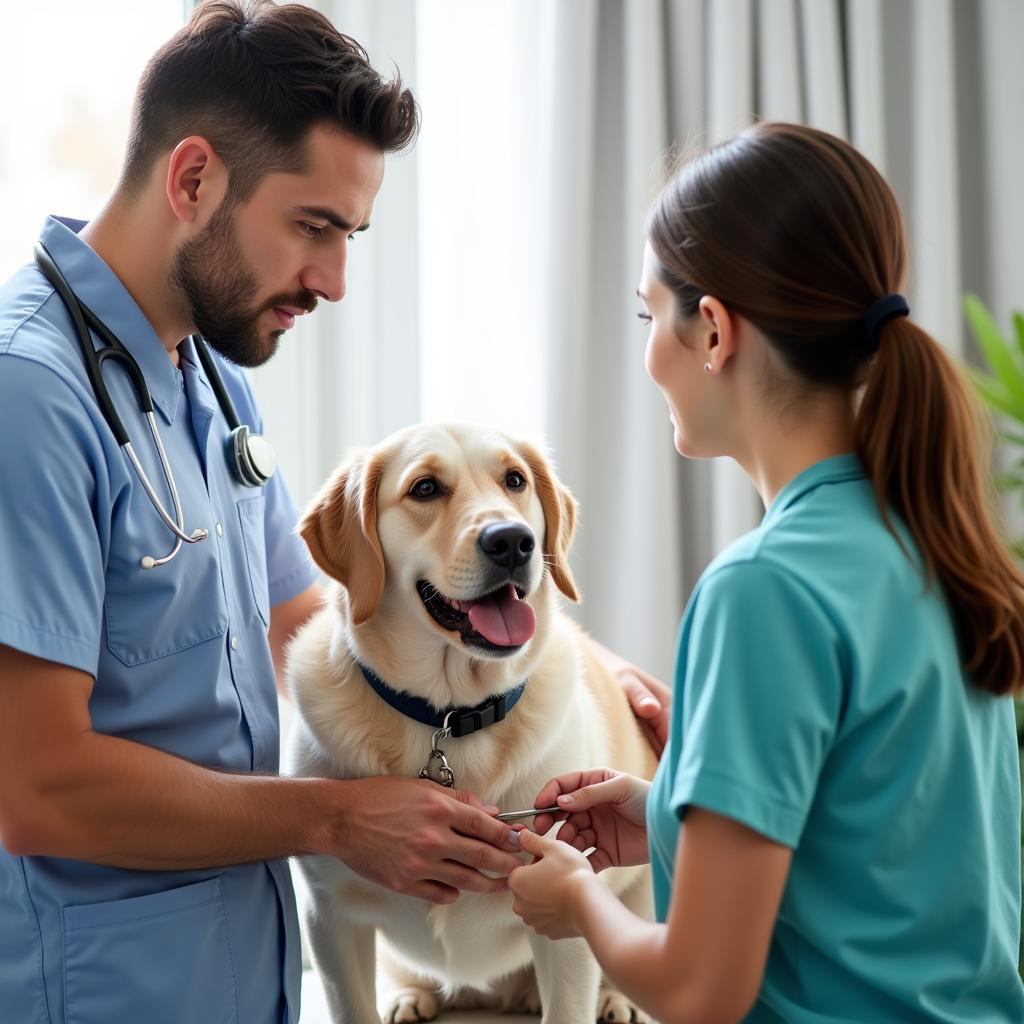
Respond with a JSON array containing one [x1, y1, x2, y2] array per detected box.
[[9, 728, 343, 870]]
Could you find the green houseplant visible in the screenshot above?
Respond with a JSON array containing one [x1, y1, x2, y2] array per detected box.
[[963, 294, 1024, 973], [965, 295, 1024, 724]]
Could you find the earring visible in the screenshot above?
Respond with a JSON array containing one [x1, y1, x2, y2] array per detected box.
[[703, 362, 712, 374]]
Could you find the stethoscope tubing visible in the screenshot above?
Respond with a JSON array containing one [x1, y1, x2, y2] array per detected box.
[[35, 242, 147, 446], [32, 241, 256, 567]]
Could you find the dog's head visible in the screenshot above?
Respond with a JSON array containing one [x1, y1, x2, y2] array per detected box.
[[299, 424, 579, 661]]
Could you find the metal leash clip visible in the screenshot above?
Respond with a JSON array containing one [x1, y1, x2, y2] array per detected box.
[[418, 713, 457, 788]]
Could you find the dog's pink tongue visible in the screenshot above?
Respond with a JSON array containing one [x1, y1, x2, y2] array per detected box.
[[467, 584, 536, 646]]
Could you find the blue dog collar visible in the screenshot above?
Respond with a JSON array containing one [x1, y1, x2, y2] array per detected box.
[[358, 664, 527, 738]]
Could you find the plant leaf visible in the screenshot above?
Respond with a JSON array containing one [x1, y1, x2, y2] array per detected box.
[[1013, 311, 1024, 360], [965, 295, 1024, 404], [994, 472, 1024, 491], [970, 369, 1024, 422]]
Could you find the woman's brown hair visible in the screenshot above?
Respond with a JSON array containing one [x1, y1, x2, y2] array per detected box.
[[647, 121, 1024, 696]]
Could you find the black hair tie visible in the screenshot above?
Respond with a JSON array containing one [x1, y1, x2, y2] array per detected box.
[[863, 293, 910, 352]]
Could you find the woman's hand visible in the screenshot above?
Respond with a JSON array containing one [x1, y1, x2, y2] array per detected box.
[[509, 828, 596, 939], [532, 768, 651, 872]]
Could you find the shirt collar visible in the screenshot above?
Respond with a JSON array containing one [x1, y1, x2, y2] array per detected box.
[[39, 215, 182, 424], [762, 453, 866, 526], [177, 336, 215, 397]]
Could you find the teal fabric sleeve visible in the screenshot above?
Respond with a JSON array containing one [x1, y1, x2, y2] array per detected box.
[[669, 559, 845, 847]]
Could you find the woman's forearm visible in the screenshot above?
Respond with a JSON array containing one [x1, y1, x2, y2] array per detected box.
[[568, 873, 710, 1024]]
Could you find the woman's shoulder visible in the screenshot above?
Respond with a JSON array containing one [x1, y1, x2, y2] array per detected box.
[[690, 477, 939, 662]]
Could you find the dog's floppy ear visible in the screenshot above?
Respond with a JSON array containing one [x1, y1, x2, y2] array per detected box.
[[299, 449, 386, 625], [518, 440, 580, 602]]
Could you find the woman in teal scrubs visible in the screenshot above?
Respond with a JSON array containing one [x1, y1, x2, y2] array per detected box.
[[509, 121, 1024, 1023]]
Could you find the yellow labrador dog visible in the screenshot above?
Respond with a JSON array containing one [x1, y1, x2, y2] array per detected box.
[[286, 424, 656, 1024]]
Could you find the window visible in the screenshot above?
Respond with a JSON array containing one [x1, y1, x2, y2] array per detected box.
[[0, 2, 187, 279]]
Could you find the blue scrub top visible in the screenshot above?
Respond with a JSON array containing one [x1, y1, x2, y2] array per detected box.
[[648, 454, 1024, 1022], [0, 216, 320, 1024]]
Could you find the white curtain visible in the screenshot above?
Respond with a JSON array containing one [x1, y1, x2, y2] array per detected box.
[[251, 0, 421, 511], [252, 0, 1024, 685]]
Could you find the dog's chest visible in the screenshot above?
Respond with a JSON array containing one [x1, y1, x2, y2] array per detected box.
[[388, 892, 535, 986]]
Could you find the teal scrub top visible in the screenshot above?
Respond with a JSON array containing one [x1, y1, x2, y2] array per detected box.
[[648, 454, 1024, 1022]]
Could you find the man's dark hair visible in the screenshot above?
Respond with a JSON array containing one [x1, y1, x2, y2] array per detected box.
[[121, 0, 419, 200]]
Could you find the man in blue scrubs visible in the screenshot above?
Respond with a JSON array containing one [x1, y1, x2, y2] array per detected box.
[[0, 6, 438, 1022], [0, 3, 669, 1022]]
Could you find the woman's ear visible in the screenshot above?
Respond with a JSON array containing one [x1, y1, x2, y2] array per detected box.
[[517, 440, 580, 602], [298, 449, 386, 625], [697, 295, 737, 374]]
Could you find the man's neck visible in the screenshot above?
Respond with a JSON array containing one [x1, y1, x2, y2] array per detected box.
[[80, 197, 191, 366]]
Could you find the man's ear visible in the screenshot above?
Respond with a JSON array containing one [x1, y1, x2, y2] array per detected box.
[[517, 440, 580, 602], [165, 135, 229, 227], [298, 450, 386, 625]]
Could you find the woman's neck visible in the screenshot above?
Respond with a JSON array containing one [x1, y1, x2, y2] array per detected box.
[[736, 391, 858, 508]]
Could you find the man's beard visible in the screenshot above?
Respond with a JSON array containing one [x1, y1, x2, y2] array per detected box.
[[171, 201, 317, 369]]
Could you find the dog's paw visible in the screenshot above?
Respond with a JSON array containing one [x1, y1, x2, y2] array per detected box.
[[510, 991, 542, 1015], [502, 984, 541, 1015], [489, 963, 541, 1014], [598, 988, 651, 1023], [381, 986, 440, 1024]]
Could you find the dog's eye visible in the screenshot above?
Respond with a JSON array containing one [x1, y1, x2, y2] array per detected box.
[[505, 470, 527, 491], [410, 478, 441, 500]]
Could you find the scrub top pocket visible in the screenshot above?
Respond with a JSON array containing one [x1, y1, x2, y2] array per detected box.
[[103, 514, 229, 666], [62, 875, 238, 1024]]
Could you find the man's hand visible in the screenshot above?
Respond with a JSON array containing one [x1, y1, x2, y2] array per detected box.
[[0, 646, 523, 886], [328, 776, 525, 905], [590, 639, 671, 756]]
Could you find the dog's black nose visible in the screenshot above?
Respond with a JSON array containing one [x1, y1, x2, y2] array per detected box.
[[478, 522, 535, 570]]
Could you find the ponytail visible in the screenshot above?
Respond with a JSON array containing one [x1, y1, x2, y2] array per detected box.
[[857, 318, 1024, 695], [648, 120, 1024, 695]]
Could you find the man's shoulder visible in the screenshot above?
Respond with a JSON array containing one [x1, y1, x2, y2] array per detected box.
[[0, 262, 91, 394]]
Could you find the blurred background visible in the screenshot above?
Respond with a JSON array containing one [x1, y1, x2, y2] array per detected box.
[[3, 0, 1023, 686], [4, 0, 1023, 1016]]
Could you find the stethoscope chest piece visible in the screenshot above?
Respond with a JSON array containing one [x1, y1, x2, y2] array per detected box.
[[231, 425, 277, 487]]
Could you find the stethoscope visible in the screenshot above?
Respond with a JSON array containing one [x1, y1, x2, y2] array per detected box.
[[34, 241, 277, 570]]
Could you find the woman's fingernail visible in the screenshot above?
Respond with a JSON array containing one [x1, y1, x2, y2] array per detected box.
[[483, 804, 500, 815], [558, 794, 574, 805], [508, 830, 521, 848], [641, 698, 659, 710]]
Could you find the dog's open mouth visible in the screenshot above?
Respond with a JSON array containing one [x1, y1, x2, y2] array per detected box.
[[417, 581, 536, 653]]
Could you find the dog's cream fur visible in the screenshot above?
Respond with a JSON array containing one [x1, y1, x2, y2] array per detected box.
[[286, 424, 656, 1024]]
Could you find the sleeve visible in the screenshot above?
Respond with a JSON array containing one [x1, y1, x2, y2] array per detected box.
[[670, 559, 845, 848], [262, 466, 320, 607], [224, 362, 320, 607], [0, 356, 110, 674]]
